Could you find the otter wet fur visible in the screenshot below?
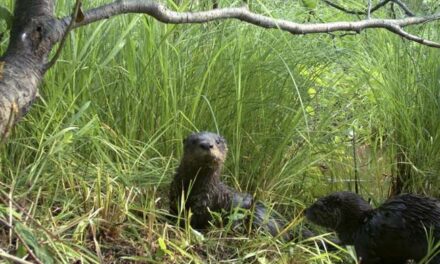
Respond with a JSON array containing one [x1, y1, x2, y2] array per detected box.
[[169, 131, 289, 239], [305, 191, 440, 264]]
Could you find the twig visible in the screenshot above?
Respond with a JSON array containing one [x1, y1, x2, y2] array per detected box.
[[0, 191, 60, 241], [386, 25, 440, 48], [324, 0, 414, 17], [328, 32, 359, 38], [367, 0, 372, 19], [322, 0, 366, 15], [392, 0, 415, 17], [58, 0, 440, 48], [8, 185, 13, 246], [352, 127, 359, 194], [44, 0, 82, 71], [0, 218, 12, 229], [0, 248, 34, 264], [390, 2, 397, 19], [322, 0, 392, 16]]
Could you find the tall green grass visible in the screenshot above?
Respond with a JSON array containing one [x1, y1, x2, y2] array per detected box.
[[356, 30, 440, 195], [0, 0, 439, 262]]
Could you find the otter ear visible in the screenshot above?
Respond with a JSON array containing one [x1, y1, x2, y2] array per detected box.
[[216, 135, 226, 145], [183, 132, 196, 144]]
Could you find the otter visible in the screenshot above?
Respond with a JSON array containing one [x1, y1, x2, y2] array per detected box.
[[169, 132, 340, 250], [169, 131, 289, 239], [305, 191, 440, 264]]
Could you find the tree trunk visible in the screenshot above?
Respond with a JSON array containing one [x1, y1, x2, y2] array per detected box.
[[0, 0, 63, 137]]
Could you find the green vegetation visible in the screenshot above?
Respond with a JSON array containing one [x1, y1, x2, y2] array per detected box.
[[0, 0, 439, 263]]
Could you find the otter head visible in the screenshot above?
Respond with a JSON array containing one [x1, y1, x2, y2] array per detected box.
[[182, 131, 228, 168], [305, 192, 372, 234]]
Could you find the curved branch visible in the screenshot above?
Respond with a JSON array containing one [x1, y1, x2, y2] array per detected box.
[[367, 0, 372, 19], [60, 0, 440, 48], [45, 0, 82, 70], [323, 0, 415, 17], [322, 0, 392, 16], [0, 0, 437, 139], [392, 0, 415, 17], [387, 25, 440, 48]]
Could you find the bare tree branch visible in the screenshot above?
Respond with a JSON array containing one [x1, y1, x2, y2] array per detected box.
[[44, 0, 82, 70], [323, 0, 415, 17], [387, 24, 440, 47], [0, 0, 437, 137], [392, 0, 415, 17], [367, 0, 372, 19], [390, 2, 397, 19], [60, 0, 440, 48], [322, 0, 391, 16]]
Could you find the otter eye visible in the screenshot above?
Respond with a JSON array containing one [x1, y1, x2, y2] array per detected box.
[[216, 137, 225, 145]]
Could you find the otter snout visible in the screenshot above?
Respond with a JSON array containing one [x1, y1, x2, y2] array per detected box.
[[199, 141, 214, 150], [183, 132, 228, 163], [304, 200, 326, 224], [304, 207, 314, 222]]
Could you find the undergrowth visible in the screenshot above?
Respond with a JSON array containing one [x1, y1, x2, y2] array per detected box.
[[0, 0, 439, 263]]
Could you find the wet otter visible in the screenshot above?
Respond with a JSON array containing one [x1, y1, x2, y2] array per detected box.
[[169, 131, 289, 239], [305, 191, 440, 264]]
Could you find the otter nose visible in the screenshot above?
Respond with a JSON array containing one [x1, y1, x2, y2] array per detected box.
[[199, 142, 213, 150]]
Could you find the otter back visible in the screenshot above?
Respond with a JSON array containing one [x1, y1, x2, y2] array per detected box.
[[306, 192, 440, 264]]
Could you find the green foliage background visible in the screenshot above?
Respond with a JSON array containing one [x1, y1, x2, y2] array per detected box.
[[0, 0, 439, 263]]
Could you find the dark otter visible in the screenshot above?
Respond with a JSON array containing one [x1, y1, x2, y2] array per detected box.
[[170, 132, 340, 251], [305, 191, 440, 264], [169, 131, 289, 238]]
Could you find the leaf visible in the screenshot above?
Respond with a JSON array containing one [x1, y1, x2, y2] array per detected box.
[[68, 101, 91, 125], [100, 16, 140, 66], [306, 105, 315, 116], [16, 244, 27, 258], [63, 131, 74, 144], [158, 237, 167, 251], [190, 228, 205, 242], [301, 0, 318, 9], [257, 256, 269, 264], [15, 223, 54, 264], [307, 88, 317, 98], [158, 237, 174, 256], [0, 204, 21, 218], [0, 6, 13, 29], [228, 210, 246, 221]]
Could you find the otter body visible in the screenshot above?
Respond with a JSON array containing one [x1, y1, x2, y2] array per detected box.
[[306, 191, 440, 264], [169, 132, 288, 238]]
